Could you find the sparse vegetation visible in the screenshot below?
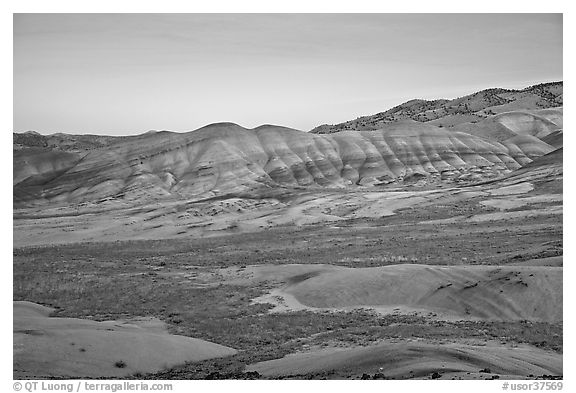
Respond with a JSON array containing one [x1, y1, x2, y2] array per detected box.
[[310, 82, 562, 134], [14, 199, 562, 379], [13, 80, 563, 380]]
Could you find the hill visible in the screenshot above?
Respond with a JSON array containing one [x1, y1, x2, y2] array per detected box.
[[13, 131, 124, 152], [311, 82, 562, 133], [14, 120, 556, 208]]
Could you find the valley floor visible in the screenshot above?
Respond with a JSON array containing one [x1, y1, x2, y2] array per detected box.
[[13, 206, 562, 378]]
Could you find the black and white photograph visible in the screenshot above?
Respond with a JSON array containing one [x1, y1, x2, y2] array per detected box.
[[10, 7, 566, 389]]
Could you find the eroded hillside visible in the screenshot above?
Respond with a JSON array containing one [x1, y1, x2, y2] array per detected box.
[[13, 119, 558, 208], [13, 82, 562, 247]]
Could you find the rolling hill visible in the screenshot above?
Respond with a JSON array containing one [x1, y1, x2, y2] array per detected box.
[[13, 117, 559, 208], [13, 81, 562, 246], [310, 81, 562, 133]]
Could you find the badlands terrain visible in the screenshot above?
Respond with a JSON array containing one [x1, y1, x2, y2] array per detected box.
[[13, 82, 563, 379]]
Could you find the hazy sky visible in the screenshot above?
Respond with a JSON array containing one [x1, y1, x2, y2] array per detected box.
[[14, 13, 562, 135]]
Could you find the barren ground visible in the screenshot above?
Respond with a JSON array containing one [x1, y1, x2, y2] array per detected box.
[[13, 173, 562, 379]]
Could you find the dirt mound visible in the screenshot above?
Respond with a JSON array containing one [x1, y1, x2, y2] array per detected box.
[[252, 264, 562, 322], [13, 301, 237, 378], [246, 340, 562, 379]]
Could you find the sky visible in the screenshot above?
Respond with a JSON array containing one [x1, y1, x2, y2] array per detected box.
[[13, 13, 563, 135]]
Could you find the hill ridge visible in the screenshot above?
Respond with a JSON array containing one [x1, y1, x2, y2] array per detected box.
[[311, 81, 563, 134], [13, 81, 562, 208]]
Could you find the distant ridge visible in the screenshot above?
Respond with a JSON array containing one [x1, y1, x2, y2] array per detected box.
[[311, 81, 562, 134]]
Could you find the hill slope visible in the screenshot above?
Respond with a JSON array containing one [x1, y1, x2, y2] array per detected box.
[[311, 82, 562, 133], [14, 120, 555, 208], [14, 301, 237, 378]]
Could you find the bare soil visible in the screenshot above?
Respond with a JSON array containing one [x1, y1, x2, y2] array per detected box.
[[13, 197, 562, 379]]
